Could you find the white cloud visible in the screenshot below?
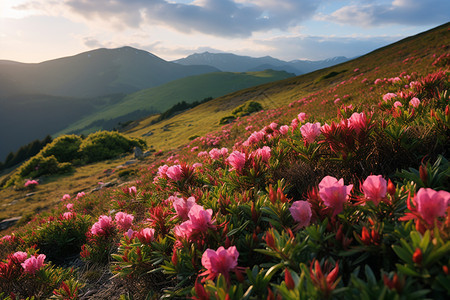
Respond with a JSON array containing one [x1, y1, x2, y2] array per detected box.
[[18, 0, 319, 37], [326, 0, 450, 27]]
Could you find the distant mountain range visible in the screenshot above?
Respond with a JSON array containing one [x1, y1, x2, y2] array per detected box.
[[174, 52, 349, 75], [0, 46, 349, 161], [0, 46, 219, 98]]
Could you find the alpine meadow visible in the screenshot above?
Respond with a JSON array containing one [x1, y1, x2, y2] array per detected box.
[[0, 22, 449, 299]]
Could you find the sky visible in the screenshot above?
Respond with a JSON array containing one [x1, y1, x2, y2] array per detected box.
[[0, 0, 449, 63]]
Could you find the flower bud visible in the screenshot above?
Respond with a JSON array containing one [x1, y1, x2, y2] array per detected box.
[[265, 230, 276, 249], [412, 248, 422, 264], [285, 268, 295, 290], [419, 165, 427, 185], [387, 179, 396, 196]]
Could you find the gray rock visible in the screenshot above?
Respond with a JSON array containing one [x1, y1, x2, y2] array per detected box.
[[0, 216, 21, 230], [134, 146, 143, 159]]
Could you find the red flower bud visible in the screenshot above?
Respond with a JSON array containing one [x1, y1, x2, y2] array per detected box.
[[285, 268, 295, 290], [387, 179, 396, 196], [446, 105, 449, 116], [361, 227, 371, 245], [326, 263, 339, 286], [336, 224, 343, 242], [265, 230, 276, 249], [443, 265, 449, 275], [419, 165, 427, 185], [269, 185, 276, 204], [371, 229, 380, 244], [251, 202, 258, 223], [412, 248, 422, 264], [171, 249, 178, 266], [194, 279, 208, 300], [267, 288, 275, 300], [234, 269, 245, 283]]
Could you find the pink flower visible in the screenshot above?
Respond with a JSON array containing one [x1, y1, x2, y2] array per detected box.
[[209, 148, 221, 160], [75, 192, 85, 200], [174, 221, 193, 240], [173, 196, 196, 220], [246, 131, 265, 145], [21, 254, 46, 275], [227, 151, 246, 172], [362, 175, 387, 205], [201, 246, 239, 280], [128, 186, 137, 195], [24, 179, 39, 187], [188, 204, 214, 232], [269, 122, 278, 131], [409, 97, 421, 108], [198, 151, 208, 158], [347, 112, 367, 134], [334, 98, 341, 104], [193, 162, 203, 169], [289, 201, 312, 228], [393, 101, 403, 108], [137, 228, 155, 244], [383, 93, 397, 102], [66, 203, 74, 210], [115, 212, 134, 231], [1, 235, 12, 242], [318, 176, 353, 216], [12, 251, 28, 263], [279, 125, 289, 135], [298, 112, 307, 122], [300, 122, 322, 144], [254, 146, 271, 163], [290, 119, 299, 133], [166, 165, 183, 181], [62, 212, 74, 220], [91, 215, 114, 236], [220, 147, 229, 157], [126, 229, 134, 239], [61, 194, 71, 201], [374, 78, 383, 85], [157, 164, 169, 177], [416, 188, 450, 225]]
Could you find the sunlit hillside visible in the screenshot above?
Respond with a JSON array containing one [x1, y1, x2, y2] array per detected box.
[[0, 23, 449, 299]]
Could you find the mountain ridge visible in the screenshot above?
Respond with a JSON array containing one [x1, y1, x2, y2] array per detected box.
[[0, 46, 220, 98], [173, 51, 350, 75]]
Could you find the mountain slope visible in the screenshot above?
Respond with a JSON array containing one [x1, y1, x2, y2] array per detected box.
[[127, 22, 449, 152], [0, 47, 219, 98], [173, 52, 349, 75], [57, 69, 295, 135]]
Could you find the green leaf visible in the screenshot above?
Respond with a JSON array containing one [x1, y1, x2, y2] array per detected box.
[[396, 264, 421, 277]]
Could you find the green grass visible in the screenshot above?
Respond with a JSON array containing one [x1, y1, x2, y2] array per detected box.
[[56, 70, 294, 135]]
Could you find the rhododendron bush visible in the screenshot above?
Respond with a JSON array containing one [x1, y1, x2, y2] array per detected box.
[[1, 59, 449, 298]]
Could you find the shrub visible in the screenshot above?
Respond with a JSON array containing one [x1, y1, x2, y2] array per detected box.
[[220, 101, 263, 124], [79, 131, 146, 163], [17, 155, 72, 179], [232, 101, 263, 118], [27, 214, 91, 264], [41, 135, 82, 163]]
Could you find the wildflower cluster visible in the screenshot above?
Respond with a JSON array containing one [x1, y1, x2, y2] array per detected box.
[[0, 31, 449, 299]]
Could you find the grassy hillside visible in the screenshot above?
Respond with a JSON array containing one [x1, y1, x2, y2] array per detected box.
[[0, 23, 448, 299], [127, 23, 449, 152], [57, 69, 294, 135]]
